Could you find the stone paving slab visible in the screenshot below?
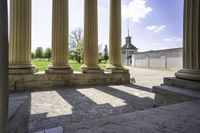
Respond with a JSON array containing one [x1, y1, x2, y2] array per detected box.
[[35, 126, 63, 133], [9, 94, 30, 133], [29, 85, 154, 132], [64, 100, 200, 133]]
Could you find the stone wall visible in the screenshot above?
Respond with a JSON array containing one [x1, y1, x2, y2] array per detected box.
[[9, 72, 130, 91], [132, 48, 182, 70]]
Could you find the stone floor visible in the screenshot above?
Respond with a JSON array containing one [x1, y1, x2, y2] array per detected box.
[[29, 85, 154, 132], [64, 100, 200, 133], [9, 67, 177, 133]]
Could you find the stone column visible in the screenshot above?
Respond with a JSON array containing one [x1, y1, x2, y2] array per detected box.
[[80, 0, 103, 73], [46, 0, 72, 74], [9, 0, 37, 74], [175, 0, 200, 81], [0, 0, 8, 132], [106, 0, 124, 73]]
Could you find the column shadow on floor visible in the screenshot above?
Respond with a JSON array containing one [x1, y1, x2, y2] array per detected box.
[[28, 84, 154, 132]]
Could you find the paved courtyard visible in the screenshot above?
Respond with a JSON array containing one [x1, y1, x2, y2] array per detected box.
[[129, 67, 176, 88], [12, 67, 177, 132]]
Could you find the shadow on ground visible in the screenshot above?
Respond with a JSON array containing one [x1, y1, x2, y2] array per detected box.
[[15, 84, 154, 132]]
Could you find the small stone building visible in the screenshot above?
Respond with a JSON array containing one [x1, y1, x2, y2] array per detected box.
[[121, 34, 138, 65]]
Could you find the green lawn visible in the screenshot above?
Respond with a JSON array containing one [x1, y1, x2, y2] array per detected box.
[[32, 59, 107, 72]]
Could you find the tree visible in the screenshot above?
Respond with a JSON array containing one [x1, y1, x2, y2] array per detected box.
[[44, 48, 51, 61], [103, 45, 109, 63], [69, 28, 83, 51], [31, 52, 35, 59], [35, 47, 44, 60], [69, 28, 84, 63], [98, 43, 103, 63], [75, 38, 84, 63]]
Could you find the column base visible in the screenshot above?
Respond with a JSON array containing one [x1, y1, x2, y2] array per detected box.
[[9, 67, 38, 74], [45, 64, 73, 74], [175, 69, 200, 81], [106, 69, 129, 73], [106, 64, 128, 73], [9, 64, 38, 74], [153, 77, 200, 107], [80, 64, 104, 74]]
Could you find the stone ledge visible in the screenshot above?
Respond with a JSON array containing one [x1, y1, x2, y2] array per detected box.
[[81, 69, 104, 74], [106, 69, 129, 73], [153, 85, 200, 106], [164, 77, 200, 90], [152, 77, 200, 106], [9, 68, 38, 74], [45, 68, 73, 74], [9, 72, 130, 90]]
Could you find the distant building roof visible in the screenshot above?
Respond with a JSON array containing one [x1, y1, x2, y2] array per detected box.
[[122, 35, 138, 50]]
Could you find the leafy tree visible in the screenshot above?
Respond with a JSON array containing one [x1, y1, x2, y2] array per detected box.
[[98, 52, 103, 63], [44, 48, 51, 61], [35, 47, 44, 60], [31, 52, 35, 59], [69, 28, 84, 63], [69, 28, 105, 64], [75, 38, 84, 63], [103, 45, 109, 63], [98, 43, 103, 63]]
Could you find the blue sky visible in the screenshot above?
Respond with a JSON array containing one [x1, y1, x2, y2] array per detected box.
[[30, 0, 183, 52]]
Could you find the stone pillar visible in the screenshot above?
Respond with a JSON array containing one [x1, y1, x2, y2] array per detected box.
[[46, 0, 72, 74], [107, 0, 125, 73], [175, 0, 200, 81], [9, 0, 37, 74], [0, 0, 8, 132], [81, 0, 103, 73]]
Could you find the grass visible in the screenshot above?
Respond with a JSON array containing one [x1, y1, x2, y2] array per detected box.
[[32, 59, 51, 71], [32, 59, 108, 72]]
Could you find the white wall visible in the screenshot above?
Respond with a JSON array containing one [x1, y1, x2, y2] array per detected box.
[[132, 48, 183, 70]]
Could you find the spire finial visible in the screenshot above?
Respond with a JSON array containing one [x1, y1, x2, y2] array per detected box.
[[127, 19, 130, 36]]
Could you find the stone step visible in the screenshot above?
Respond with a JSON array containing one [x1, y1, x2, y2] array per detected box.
[[163, 77, 200, 90], [153, 85, 200, 99], [64, 100, 200, 133], [152, 85, 200, 106]]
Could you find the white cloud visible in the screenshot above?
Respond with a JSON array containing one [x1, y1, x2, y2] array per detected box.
[[122, 0, 152, 23], [146, 25, 166, 33], [163, 37, 182, 42]]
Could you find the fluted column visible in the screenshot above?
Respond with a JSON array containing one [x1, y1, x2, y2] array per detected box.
[[0, 0, 8, 132], [107, 0, 124, 72], [46, 0, 72, 74], [81, 0, 103, 73], [175, 0, 200, 81], [9, 0, 36, 74]]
